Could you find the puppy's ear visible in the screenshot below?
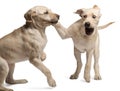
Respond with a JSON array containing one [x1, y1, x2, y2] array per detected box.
[[24, 10, 36, 22], [75, 9, 83, 17], [93, 5, 100, 10]]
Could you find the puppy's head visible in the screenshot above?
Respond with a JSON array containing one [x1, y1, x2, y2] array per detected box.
[[24, 6, 59, 28], [75, 5, 101, 36]]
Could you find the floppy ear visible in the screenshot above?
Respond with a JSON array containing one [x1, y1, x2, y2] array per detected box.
[[24, 10, 36, 22], [75, 9, 83, 17]]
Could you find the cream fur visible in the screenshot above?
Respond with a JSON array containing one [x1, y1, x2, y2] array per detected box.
[[53, 5, 113, 82], [0, 6, 59, 91]]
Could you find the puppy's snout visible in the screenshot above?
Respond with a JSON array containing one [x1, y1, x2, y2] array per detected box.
[[84, 22, 94, 35], [56, 14, 60, 19], [50, 14, 60, 24], [85, 22, 90, 28]]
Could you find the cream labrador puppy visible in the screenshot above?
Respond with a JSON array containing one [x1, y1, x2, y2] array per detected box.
[[53, 5, 113, 82], [0, 6, 59, 91]]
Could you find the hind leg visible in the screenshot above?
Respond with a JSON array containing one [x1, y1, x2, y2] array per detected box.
[[84, 50, 93, 82], [6, 63, 28, 84], [0, 57, 13, 91]]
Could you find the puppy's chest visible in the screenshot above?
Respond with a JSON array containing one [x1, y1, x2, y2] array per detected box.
[[31, 34, 47, 49], [73, 37, 97, 53], [23, 29, 47, 50]]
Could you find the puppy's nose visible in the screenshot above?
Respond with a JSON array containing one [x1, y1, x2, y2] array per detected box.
[[85, 22, 90, 27], [56, 14, 60, 19]]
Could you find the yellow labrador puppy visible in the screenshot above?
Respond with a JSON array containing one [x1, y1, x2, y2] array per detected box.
[[53, 5, 113, 82], [0, 6, 59, 91]]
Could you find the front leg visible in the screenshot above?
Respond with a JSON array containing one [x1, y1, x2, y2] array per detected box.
[[53, 22, 70, 39], [70, 46, 82, 79], [84, 50, 93, 82], [93, 47, 101, 80], [29, 57, 56, 87], [6, 63, 28, 84]]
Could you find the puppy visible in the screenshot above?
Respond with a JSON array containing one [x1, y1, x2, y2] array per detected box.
[[0, 6, 59, 91], [53, 5, 113, 82]]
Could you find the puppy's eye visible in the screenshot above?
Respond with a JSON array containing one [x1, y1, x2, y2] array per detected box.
[[44, 11, 48, 14], [92, 15, 96, 19], [83, 15, 87, 18]]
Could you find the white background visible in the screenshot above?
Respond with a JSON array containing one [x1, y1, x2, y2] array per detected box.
[[0, 0, 120, 91]]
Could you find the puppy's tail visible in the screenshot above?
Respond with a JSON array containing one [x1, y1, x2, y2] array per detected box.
[[97, 22, 114, 30]]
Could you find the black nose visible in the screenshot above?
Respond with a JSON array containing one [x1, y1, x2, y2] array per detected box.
[[85, 22, 90, 27], [56, 14, 60, 19]]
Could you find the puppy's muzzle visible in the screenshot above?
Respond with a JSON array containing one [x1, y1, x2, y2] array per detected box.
[[84, 22, 94, 35], [50, 14, 60, 24]]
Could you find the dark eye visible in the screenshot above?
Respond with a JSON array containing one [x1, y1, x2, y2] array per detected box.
[[83, 15, 87, 18], [44, 11, 48, 14], [92, 15, 96, 19]]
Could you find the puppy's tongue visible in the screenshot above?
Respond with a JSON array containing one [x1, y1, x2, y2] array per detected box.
[[85, 28, 94, 35]]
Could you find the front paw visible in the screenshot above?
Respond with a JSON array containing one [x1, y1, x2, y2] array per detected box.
[[52, 22, 61, 28], [70, 74, 78, 79], [94, 75, 102, 80], [84, 74, 90, 82], [41, 52, 46, 61], [47, 78, 56, 87]]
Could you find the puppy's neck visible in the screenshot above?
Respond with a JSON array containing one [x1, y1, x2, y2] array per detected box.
[[25, 21, 45, 29], [24, 22, 33, 28], [24, 22, 46, 37]]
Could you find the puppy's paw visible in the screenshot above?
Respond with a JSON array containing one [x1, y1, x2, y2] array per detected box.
[[84, 75, 90, 83], [52, 22, 62, 29], [47, 78, 56, 87], [41, 52, 46, 61], [94, 75, 102, 80], [19, 79, 28, 83], [6, 79, 28, 84], [70, 74, 78, 79]]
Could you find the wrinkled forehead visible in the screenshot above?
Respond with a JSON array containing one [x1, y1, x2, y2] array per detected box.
[[31, 6, 51, 14], [83, 8, 100, 16]]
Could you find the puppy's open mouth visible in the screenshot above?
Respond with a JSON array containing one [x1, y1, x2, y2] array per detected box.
[[85, 27, 94, 35]]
